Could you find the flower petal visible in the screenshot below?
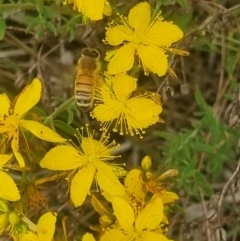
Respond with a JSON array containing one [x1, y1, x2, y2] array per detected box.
[[111, 197, 134, 232], [70, 165, 95, 207], [141, 231, 171, 241], [143, 21, 183, 47], [107, 43, 135, 75], [128, 2, 151, 34], [93, 104, 120, 122], [157, 191, 179, 204], [135, 196, 163, 232], [124, 169, 145, 203], [0, 154, 13, 168], [82, 233, 96, 241], [40, 145, 82, 170], [82, 0, 104, 20], [100, 229, 128, 241], [112, 74, 136, 101], [137, 45, 168, 77], [81, 137, 110, 157], [11, 134, 25, 168], [103, 1, 112, 16], [126, 97, 162, 128], [105, 25, 133, 46], [14, 78, 42, 118], [96, 161, 125, 196], [0, 171, 20, 201], [0, 94, 11, 119], [37, 212, 57, 241], [20, 120, 65, 143]]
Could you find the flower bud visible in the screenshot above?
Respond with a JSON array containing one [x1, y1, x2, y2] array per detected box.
[[141, 155, 152, 171], [8, 211, 20, 225]]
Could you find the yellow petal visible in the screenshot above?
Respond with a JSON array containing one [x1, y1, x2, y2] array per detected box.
[[103, 1, 112, 16], [124, 169, 145, 203], [128, 2, 151, 35], [14, 78, 42, 118], [105, 25, 133, 46], [96, 161, 125, 196], [111, 197, 134, 232], [0, 171, 20, 201], [126, 98, 162, 128], [11, 135, 25, 167], [82, 233, 96, 241], [93, 104, 120, 122], [0, 94, 11, 119], [37, 212, 57, 241], [70, 165, 95, 207], [81, 137, 110, 157], [143, 21, 183, 47], [107, 43, 135, 75], [40, 145, 81, 170], [82, 0, 104, 20], [141, 231, 170, 241], [157, 191, 179, 204], [101, 229, 128, 241], [135, 197, 163, 232], [137, 45, 168, 77], [91, 194, 111, 216], [20, 120, 65, 143], [0, 154, 13, 168], [112, 74, 136, 101]]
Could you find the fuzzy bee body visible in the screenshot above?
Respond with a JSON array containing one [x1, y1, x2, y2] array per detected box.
[[74, 48, 101, 112]]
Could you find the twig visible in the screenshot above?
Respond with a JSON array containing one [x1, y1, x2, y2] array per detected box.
[[199, 187, 212, 241], [217, 159, 240, 226]]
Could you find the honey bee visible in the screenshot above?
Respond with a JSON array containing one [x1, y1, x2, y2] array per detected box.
[[74, 47, 102, 111]]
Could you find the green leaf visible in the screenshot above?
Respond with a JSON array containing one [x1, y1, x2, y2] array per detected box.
[[195, 172, 212, 196], [154, 131, 175, 141], [37, 0, 44, 15], [0, 14, 6, 40], [53, 120, 76, 136], [46, 22, 57, 35], [190, 142, 214, 154], [32, 106, 47, 118], [194, 87, 208, 110], [67, 110, 74, 125]]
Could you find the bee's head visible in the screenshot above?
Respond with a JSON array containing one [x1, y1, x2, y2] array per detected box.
[[82, 48, 100, 59]]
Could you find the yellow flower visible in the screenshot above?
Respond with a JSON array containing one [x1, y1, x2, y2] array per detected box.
[[125, 165, 179, 205], [142, 169, 179, 204], [64, 0, 111, 21], [0, 154, 20, 201], [40, 126, 125, 207], [11, 212, 57, 241], [0, 78, 65, 167], [105, 2, 188, 76], [101, 196, 171, 241], [91, 73, 162, 138]]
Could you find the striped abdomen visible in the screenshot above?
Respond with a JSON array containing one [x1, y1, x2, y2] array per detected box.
[[74, 75, 95, 112]]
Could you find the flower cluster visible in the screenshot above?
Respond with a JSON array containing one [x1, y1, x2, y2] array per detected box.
[[81, 155, 179, 241], [0, 1, 189, 240]]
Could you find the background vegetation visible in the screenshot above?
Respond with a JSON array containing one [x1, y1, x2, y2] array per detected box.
[[0, 0, 240, 240]]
